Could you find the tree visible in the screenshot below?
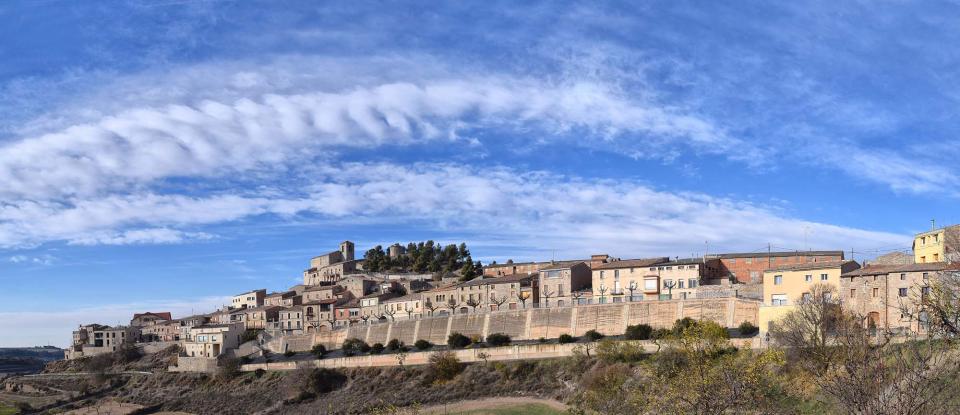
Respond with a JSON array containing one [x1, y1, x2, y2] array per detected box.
[[424, 299, 439, 316], [466, 297, 482, 313], [446, 297, 461, 314], [627, 281, 638, 302], [772, 283, 960, 415], [486, 333, 511, 347], [383, 308, 397, 322], [541, 286, 555, 307], [491, 294, 507, 311], [571, 290, 584, 306], [447, 332, 472, 349], [597, 286, 608, 304], [516, 291, 530, 308], [460, 258, 477, 281], [662, 280, 677, 299]]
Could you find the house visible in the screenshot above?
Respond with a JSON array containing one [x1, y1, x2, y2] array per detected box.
[[537, 261, 590, 307], [841, 262, 949, 335], [654, 258, 723, 300], [264, 291, 301, 307], [421, 285, 460, 316], [716, 251, 844, 284], [484, 258, 590, 277], [914, 224, 960, 264], [758, 260, 861, 335], [303, 241, 358, 285], [141, 320, 180, 342], [230, 289, 266, 310], [338, 274, 378, 299], [591, 257, 670, 304], [333, 299, 361, 326], [303, 298, 341, 331], [381, 293, 424, 320], [176, 315, 211, 341], [359, 292, 400, 320], [130, 312, 173, 327], [65, 325, 141, 359], [277, 306, 305, 333], [182, 323, 244, 358], [238, 306, 280, 330]]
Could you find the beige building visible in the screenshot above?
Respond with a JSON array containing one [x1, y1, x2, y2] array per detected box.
[[359, 292, 400, 320], [130, 312, 172, 327], [182, 323, 244, 358], [758, 260, 861, 334], [841, 262, 949, 334], [655, 258, 722, 300], [591, 257, 670, 304], [303, 241, 358, 285], [538, 261, 590, 307], [381, 293, 424, 320], [914, 224, 960, 264], [422, 285, 460, 315], [264, 291, 301, 307], [141, 321, 180, 342], [66, 325, 140, 359], [230, 289, 266, 310], [277, 306, 305, 333], [229, 306, 279, 330]]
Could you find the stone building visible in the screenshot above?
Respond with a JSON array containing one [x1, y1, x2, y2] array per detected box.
[[130, 312, 172, 327], [655, 257, 723, 300], [277, 306, 305, 333], [717, 250, 845, 284], [65, 325, 141, 359], [758, 260, 861, 335], [537, 261, 590, 307], [333, 299, 361, 326], [182, 323, 244, 358], [264, 291, 300, 307], [303, 241, 358, 285], [841, 262, 950, 334], [382, 293, 425, 320]]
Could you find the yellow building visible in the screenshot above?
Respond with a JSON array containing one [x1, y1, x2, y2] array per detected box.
[[758, 260, 861, 334], [913, 224, 960, 264]]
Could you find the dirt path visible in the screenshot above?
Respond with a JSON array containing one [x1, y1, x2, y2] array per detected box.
[[419, 397, 567, 414]]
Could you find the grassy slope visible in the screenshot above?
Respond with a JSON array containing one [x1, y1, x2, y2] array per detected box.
[[454, 403, 564, 415], [0, 403, 18, 415]]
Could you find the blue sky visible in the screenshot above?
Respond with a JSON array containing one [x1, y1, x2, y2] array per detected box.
[[1, 1, 959, 346]]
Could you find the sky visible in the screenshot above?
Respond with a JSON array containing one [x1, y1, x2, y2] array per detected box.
[[1, 1, 959, 347]]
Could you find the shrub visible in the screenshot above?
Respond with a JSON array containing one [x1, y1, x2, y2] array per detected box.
[[283, 350, 296, 357], [297, 367, 348, 395], [672, 317, 697, 335], [311, 344, 327, 359], [240, 356, 252, 364], [447, 332, 472, 349], [470, 334, 483, 345], [558, 334, 576, 344], [240, 329, 261, 343], [596, 339, 646, 363], [486, 333, 511, 347], [254, 368, 266, 378], [738, 321, 759, 336], [538, 337, 548, 343], [370, 343, 385, 354], [386, 338, 402, 352], [427, 351, 463, 382], [342, 338, 370, 356], [116, 343, 143, 363], [652, 328, 672, 340], [217, 357, 241, 381], [624, 324, 653, 340], [414, 339, 432, 350], [585, 329, 604, 342]]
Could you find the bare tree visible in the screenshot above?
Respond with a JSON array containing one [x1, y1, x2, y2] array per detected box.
[[662, 280, 677, 299], [571, 290, 584, 306], [597, 286, 608, 304], [516, 292, 529, 308], [541, 286, 555, 307], [491, 294, 507, 311], [446, 297, 461, 314], [466, 298, 482, 313], [627, 282, 638, 302], [424, 299, 439, 316], [772, 283, 960, 415]]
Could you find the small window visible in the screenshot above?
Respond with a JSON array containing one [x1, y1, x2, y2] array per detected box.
[[688, 279, 698, 288], [872, 288, 878, 297], [801, 293, 812, 302], [678, 280, 685, 289], [849, 289, 855, 298], [820, 273, 828, 281], [599, 271, 604, 279], [899, 288, 908, 297], [900, 273, 906, 281], [774, 275, 783, 285], [771, 294, 787, 306], [614, 270, 619, 277], [923, 273, 929, 280], [804, 274, 812, 282]]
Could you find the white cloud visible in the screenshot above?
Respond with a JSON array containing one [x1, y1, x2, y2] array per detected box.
[[6, 254, 55, 265], [68, 228, 215, 246], [0, 296, 228, 347]]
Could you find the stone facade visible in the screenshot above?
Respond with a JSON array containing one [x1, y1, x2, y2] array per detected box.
[[718, 251, 845, 284], [538, 261, 590, 307], [841, 262, 949, 334]]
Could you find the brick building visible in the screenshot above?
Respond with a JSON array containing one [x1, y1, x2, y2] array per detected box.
[[717, 250, 844, 284]]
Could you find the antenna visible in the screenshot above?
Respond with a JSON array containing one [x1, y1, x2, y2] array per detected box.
[[932, 219, 937, 230]]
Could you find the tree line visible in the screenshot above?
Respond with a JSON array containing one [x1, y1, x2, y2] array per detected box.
[[363, 241, 481, 280]]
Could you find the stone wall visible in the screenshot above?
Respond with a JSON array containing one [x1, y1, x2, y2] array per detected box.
[[139, 341, 178, 354], [307, 298, 759, 350], [170, 356, 219, 373]]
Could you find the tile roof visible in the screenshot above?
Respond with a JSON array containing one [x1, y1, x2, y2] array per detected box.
[[592, 257, 670, 270], [132, 312, 172, 321], [538, 260, 588, 271], [842, 262, 949, 277], [717, 250, 844, 259], [766, 260, 857, 273]]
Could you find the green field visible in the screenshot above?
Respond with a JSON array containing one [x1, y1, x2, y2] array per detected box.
[[0, 403, 19, 415], [443, 403, 564, 415]]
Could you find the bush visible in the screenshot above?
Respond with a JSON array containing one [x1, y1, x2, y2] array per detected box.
[[254, 368, 266, 378], [311, 344, 327, 359], [558, 334, 576, 344], [370, 343, 385, 354], [672, 317, 697, 335], [240, 329, 261, 343], [297, 367, 348, 395], [738, 321, 759, 336], [427, 351, 463, 383], [342, 338, 370, 356], [652, 328, 672, 340], [538, 337, 548, 343], [447, 332, 472, 349], [624, 324, 653, 340], [217, 357, 241, 381], [585, 329, 604, 342], [414, 339, 432, 350], [485, 333, 511, 347], [386, 338, 402, 352], [596, 339, 646, 363], [116, 343, 143, 363], [283, 350, 296, 357]]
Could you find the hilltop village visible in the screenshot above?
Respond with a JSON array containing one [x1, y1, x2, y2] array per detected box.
[[64, 225, 960, 373]]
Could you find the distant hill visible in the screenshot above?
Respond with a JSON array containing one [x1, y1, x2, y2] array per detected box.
[[0, 347, 63, 377]]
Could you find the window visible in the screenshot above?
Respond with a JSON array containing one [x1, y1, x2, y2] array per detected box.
[[774, 275, 783, 285], [750, 271, 759, 280], [801, 292, 812, 302], [804, 274, 812, 282], [644, 279, 657, 291], [899, 288, 908, 297], [630, 267, 634, 273], [923, 273, 929, 280], [689, 265, 696, 269], [873, 288, 878, 297], [599, 271, 604, 279], [649, 267, 656, 271], [820, 273, 828, 281], [849, 289, 855, 298], [771, 294, 788, 306], [934, 253, 940, 261], [664, 279, 674, 288], [558, 284, 564, 295], [665, 266, 672, 270], [614, 270, 619, 277], [678, 280, 685, 289], [688, 279, 698, 288], [900, 273, 906, 281]]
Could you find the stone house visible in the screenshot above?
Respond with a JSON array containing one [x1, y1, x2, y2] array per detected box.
[[303, 241, 358, 285], [333, 299, 361, 326], [359, 292, 400, 320], [264, 291, 301, 307], [591, 257, 670, 304], [277, 306, 305, 333], [841, 262, 949, 334], [182, 323, 244, 358], [537, 261, 590, 307], [130, 312, 172, 327]]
